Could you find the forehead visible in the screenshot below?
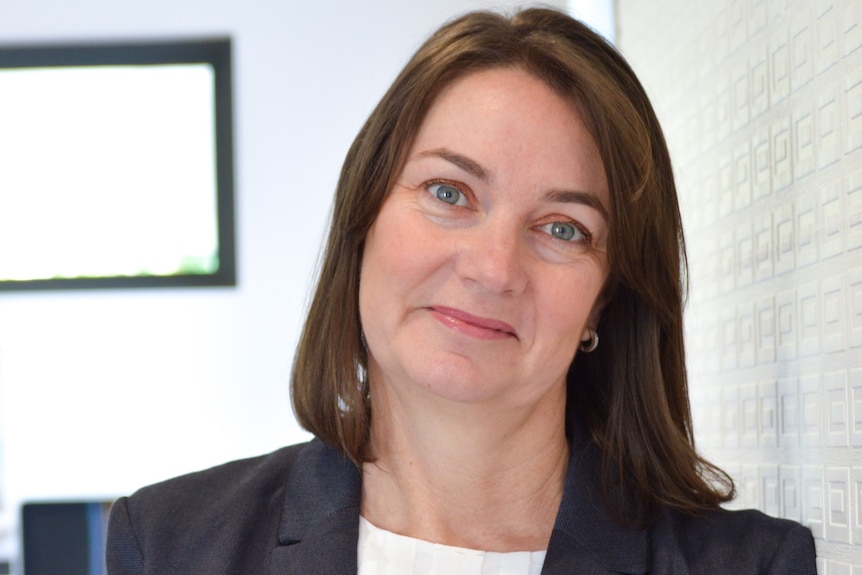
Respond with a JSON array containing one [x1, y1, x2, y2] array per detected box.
[[406, 67, 608, 203]]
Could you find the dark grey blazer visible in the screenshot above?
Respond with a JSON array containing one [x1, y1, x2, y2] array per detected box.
[[106, 438, 816, 574]]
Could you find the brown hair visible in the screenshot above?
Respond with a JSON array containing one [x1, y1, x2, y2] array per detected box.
[[291, 7, 734, 524]]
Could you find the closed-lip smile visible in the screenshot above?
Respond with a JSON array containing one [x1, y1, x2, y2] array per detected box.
[[427, 305, 518, 340]]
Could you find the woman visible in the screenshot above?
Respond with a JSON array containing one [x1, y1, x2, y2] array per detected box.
[[107, 7, 817, 574]]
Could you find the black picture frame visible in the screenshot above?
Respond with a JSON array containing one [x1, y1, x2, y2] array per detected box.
[[0, 37, 236, 291]]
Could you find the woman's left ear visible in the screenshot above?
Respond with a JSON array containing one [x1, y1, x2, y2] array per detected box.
[[579, 304, 602, 353], [579, 327, 599, 353]]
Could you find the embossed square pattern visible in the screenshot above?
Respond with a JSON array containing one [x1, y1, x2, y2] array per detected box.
[[618, 0, 862, 570]]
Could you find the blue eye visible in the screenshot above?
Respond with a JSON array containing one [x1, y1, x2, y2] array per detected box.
[[429, 183, 464, 206], [544, 221, 585, 242]]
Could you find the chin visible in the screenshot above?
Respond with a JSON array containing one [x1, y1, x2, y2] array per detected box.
[[410, 354, 510, 403]]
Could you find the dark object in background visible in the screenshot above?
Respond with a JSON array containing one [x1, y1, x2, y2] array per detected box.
[[22, 501, 111, 575], [0, 38, 236, 292]]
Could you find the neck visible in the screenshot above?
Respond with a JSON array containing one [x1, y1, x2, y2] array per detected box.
[[360, 373, 569, 552]]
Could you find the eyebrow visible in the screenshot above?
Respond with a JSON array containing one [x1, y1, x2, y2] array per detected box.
[[415, 147, 608, 222], [415, 148, 488, 180], [545, 190, 609, 223]]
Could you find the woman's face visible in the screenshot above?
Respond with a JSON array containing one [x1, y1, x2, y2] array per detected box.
[[359, 67, 610, 410]]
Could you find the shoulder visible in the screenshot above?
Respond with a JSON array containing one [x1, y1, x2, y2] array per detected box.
[[137, 442, 304, 503], [126, 442, 307, 527], [657, 507, 817, 574], [107, 442, 311, 574]]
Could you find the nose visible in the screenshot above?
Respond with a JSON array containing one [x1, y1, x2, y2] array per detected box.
[[454, 217, 528, 295]]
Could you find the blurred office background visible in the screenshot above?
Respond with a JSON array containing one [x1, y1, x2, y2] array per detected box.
[[0, 0, 859, 573]]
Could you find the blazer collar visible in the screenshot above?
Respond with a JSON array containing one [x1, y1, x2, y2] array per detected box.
[[269, 437, 652, 575], [271, 440, 362, 575]]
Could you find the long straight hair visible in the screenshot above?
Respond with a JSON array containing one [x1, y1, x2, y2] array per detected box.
[[291, 7, 733, 524]]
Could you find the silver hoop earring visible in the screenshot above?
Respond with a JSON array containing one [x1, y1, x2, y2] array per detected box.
[[579, 328, 599, 353]]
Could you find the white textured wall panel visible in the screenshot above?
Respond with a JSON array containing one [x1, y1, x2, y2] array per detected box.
[[618, 0, 862, 569]]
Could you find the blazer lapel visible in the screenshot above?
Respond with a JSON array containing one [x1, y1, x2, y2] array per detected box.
[[542, 438, 650, 575], [269, 441, 362, 575], [541, 529, 621, 575]]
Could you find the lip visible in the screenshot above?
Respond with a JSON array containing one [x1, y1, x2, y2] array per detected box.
[[428, 305, 518, 340]]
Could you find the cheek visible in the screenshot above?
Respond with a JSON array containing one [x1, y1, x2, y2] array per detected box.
[[537, 269, 605, 343], [359, 212, 440, 327], [366, 210, 448, 288], [358, 229, 392, 328], [361, 235, 410, 300]]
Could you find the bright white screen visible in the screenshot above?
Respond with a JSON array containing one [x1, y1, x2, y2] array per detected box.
[[0, 64, 218, 281]]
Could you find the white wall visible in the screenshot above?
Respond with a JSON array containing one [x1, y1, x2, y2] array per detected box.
[[0, 0, 572, 563], [567, 0, 615, 42], [618, 0, 862, 571]]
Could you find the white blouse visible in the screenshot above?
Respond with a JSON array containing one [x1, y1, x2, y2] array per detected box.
[[357, 516, 547, 575]]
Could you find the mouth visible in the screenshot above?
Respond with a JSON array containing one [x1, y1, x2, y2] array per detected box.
[[427, 305, 518, 341]]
